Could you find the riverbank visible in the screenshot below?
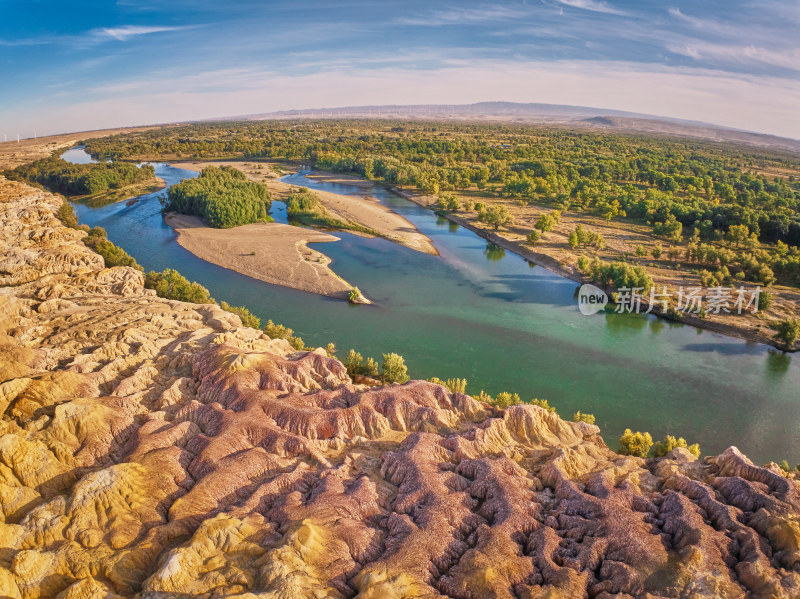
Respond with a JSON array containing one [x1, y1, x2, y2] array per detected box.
[[169, 161, 438, 255], [392, 185, 796, 351], [165, 212, 367, 302], [71, 176, 166, 207]]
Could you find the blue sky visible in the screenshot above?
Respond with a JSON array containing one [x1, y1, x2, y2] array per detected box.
[[1, 0, 798, 138]]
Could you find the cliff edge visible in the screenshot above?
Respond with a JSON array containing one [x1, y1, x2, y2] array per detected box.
[[1, 175, 799, 598]]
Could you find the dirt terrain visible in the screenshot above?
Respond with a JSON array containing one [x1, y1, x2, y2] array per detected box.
[[1, 174, 800, 598]]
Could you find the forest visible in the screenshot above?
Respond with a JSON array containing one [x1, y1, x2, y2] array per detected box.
[[162, 165, 272, 228], [3, 155, 155, 196], [82, 120, 800, 288]]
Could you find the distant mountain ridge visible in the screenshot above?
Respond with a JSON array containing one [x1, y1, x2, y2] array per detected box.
[[220, 101, 800, 154]]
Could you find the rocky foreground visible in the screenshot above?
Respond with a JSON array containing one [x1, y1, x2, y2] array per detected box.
[[1, 174, 799, 599]]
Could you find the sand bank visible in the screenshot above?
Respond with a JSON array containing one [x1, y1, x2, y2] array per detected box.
[[165, 213, 365, 301]]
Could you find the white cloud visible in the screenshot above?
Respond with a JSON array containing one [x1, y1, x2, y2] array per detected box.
[[396, 5, 532, 26], [668, 42, 800, 71], [95, 25, 190, 41], [554, 0, 626, 16]]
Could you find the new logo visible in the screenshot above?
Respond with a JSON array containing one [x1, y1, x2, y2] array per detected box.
[[578, 284, 608, 315]]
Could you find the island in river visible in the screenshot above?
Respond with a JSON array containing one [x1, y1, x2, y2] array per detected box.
[[165, 212, 363, 301]]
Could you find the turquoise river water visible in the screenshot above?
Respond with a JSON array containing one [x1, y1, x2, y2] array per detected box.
[[62, 147, 800, 462]]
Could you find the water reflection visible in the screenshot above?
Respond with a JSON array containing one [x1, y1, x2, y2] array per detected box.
[[767, 350, 792, 376], [484, 243, 506, 262]]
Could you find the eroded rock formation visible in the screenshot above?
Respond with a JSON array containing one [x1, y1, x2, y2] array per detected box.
[[1, 174, 799, 598]]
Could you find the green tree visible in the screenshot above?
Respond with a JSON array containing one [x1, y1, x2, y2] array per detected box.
[[363, 357, 380, 378], [144, 269, 213, 303], [482, 205, 514, 231], [573, 411, 596, 425], [651, 243, 663, 259], [493, 391, 522, 408], [568, 230, 579, 249], [618, 429, 653, 457], [757, 290, 774, 312], [527, 230, 541, 245], [530, 398, 556, 413], [651, 435, 700, 458], [219, 301, 261, 328], [382, 353, 409, 384], [773, 318, 800, 350], [344, 349, 364, 377]]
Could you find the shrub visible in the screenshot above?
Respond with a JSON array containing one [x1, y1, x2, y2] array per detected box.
[[264, 319, 305, 350], [219, 301, 261, 328], [530, 398, 556, 413], [773, 318, 800, 350], [757, 290, 773, 312], [325, 342, 337, 357], [363, 357, 380, 378], [651, 243, 663, 259], [526, 230, 541, 245], [429, 377, 467, 393], [535, 210, 560, 233], [573, 411, 596, 425], [56, 199, 79, 229], [344, 349, 364, 377], [382, 353, 409, 384], [144, 269, 213, 303], [651, 435, 700, 458], [635, 245, 645, 257], [476, 390, 493, 404], [493, 391, 522, 408], [618, 429, 653, 457], [349, 287, 363, 303], [581, 257, 654, 292], [83, 227, 143, 271]]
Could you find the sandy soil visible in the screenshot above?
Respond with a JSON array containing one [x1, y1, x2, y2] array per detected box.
[[165, 213, 365, 301], [170, 161, 438, 255], [0, 126, 157, 170]]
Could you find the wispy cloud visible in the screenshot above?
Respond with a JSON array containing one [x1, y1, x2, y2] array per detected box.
[[94, 25, 191, 41], [554, 0, 626, 16], [668, 42, 800, 71], [396, 5, 531, 26], [0, 24, 192, 48]]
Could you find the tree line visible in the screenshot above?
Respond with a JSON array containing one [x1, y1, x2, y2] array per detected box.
[[4, 156, 154, 196]]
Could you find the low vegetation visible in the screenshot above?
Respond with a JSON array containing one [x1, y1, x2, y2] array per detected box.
[[428, 377, 468, 393], [286, 187, 378, 235], [263, 320, 305, 350], [219, 301, 261, 328], [144, 269, 214, 303], [618, 429, 654, 457], [163, 166, 272, 228]]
